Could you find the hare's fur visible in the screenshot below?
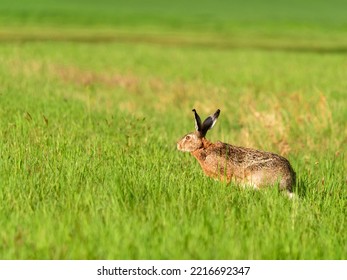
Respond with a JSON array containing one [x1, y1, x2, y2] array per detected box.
[[177, 109, 296, 193]]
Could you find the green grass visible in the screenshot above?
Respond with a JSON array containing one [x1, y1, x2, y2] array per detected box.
[[0, 1, 346, 259], [1, 0, 347, 51]]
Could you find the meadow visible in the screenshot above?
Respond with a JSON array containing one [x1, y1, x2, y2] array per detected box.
[[0, 0, 346, 259]]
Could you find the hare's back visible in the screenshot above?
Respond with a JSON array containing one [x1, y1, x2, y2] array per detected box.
[[208, 142, 295, 190], [209, 142, 292, 171]]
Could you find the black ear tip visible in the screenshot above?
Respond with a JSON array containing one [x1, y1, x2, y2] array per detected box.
[[192, 109, 196, 113], [215, 109, 221, 116]]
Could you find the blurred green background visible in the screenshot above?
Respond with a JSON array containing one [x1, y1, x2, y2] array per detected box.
[[1, 0, 347, 50]]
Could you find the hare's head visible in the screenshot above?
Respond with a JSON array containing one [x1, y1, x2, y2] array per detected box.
[[177, 109, 220, 152]]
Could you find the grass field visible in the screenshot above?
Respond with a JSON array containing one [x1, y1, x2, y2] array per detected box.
[[0, 1, 346, 259]]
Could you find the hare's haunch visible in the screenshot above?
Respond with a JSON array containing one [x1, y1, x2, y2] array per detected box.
[[177, 109, 296, 194]]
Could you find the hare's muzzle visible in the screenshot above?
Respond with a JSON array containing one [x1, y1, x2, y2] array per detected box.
[[177, 139, 184, 151]]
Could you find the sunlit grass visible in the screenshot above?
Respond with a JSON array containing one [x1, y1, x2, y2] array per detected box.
[[0, 39, 346, 259], [0, 0, 346, 260]]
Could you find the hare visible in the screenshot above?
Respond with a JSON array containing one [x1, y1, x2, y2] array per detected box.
[[177, 109, 296, 195]]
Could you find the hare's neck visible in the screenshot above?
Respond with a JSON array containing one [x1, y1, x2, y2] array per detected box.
[[202, 137, 213, 148], [191, 149, 205, 162], [190, 138, 212, 161]]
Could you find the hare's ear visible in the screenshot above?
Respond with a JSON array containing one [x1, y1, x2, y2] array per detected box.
[[200, 109, 220, 137], [192, 109, 202, 131]]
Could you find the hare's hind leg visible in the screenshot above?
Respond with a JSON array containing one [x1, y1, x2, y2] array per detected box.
[[279, 176, 296, 199]]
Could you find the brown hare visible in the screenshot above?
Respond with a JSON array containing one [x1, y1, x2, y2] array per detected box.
[[177, 109, 296, 196]]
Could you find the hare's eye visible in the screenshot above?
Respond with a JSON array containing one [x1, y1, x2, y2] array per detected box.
[[185, 135, 191, 140]]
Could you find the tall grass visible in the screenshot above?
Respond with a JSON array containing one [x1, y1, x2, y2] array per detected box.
[[0, 40, 345, 259], [0, 0, 346, 259]]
